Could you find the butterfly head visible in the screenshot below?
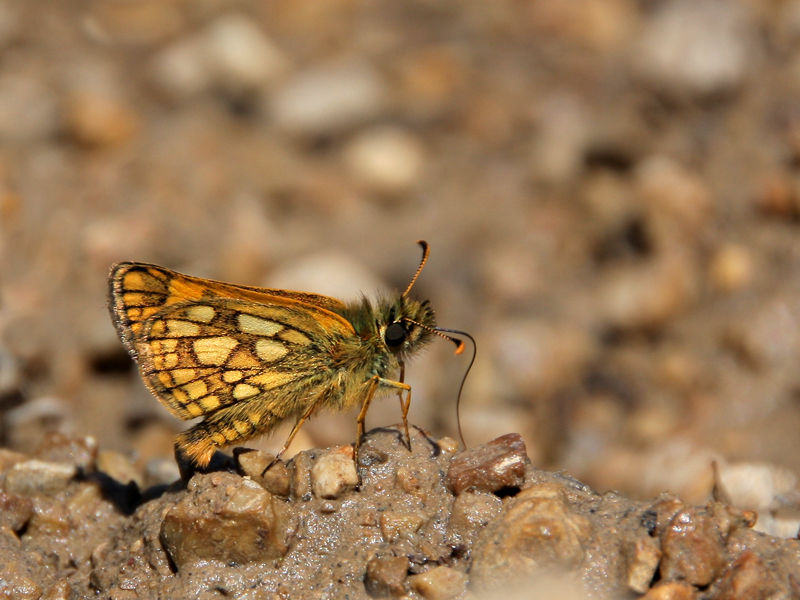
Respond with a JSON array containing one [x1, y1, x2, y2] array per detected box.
[[379, 296, 436, 358]]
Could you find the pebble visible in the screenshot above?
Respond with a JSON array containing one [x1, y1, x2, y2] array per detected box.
[[659, 506, 724, 586], [236, 449, 291, 498], [712, 551, 778, 600], [269, 58, 387, 136], [724, 297, 800, 369], [64, 91, 139, 148], [446, 433, 528, 495], [0, 73, 59, 142], [379, 510, 427, 542], [640, 581, 699, 600], [407, 566, 468, 600], [708, 244, 754, 293], [4, 459, 77, 496], [447, 491, 503, 547], [343, 126, 426, 194], [34, 432, 97, 473], [151, 14, 286, 102], [310, 447, 359, 499], [364, 555, 409, 597], [160, 472, 289, 567], [470, 484, 593, 594], [96, 450, 142, 488], [633, 0, 751, 98], [0, 491, 34, 532], [623, 536, 662, 594]]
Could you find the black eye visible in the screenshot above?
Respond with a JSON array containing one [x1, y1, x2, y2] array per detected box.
[[384, 322, 406, 347]]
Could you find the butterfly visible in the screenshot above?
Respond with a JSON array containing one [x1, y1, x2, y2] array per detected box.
[[108, 241, 467, 474]]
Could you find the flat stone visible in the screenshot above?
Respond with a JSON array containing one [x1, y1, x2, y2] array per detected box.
[[446, 433, 528, 495]]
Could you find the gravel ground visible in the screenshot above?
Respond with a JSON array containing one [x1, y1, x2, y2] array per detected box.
[[2, 2, 800, 595]]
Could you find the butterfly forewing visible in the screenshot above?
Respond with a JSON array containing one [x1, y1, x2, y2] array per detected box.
[[109, 263, 357, 422]]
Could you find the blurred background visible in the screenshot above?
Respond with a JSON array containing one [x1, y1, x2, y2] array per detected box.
[[3, 0, 800, 534]]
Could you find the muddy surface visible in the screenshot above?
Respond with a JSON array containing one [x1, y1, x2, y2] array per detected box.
[[4, 0, 800, 596], [2, 430, 799, 600]]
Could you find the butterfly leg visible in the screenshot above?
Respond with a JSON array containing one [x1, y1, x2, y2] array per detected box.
[[260, 399, 320, 476], [396, 360, 412, 451], [354, 376, 412, 464]]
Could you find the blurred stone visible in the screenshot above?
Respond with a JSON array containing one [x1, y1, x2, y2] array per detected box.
[[634, 0, 751, 98], [714, 460, 798, 516], [34, 433, 97, 473], [623, 536, 662, 594], [597, 254, 698, 331], [364, 555, 409, 598], [151, 13, 286, 101], [5, 459, 77, 496], [5, 398, 73, 455], [659, 506, 724, 586], [42, 580, 71, 600], [143, 457, 181, 489], [712, 551, 778, 600], [531, 94, 589, 185], [640, 581, 699, 600], [64, 91, 139, 148], [96, 450, 142, 488], [408, 566, 468, 600], [82, 1, 184, 47], [0, 74, 59, 142], [0, 491, 34, 532], [379, 509, 427, 541], [344, 126, 426, 194], [270, 58, 387, 136], [709, 244, 754, 293], [160, 472, 289, 567], [446, 433, 528, 495], [724, 297, 800, 369], [310, 447, 358, 499], [236, 449, 291, 498], [0, 0, 20, 49], [471, 484, 593, 593]]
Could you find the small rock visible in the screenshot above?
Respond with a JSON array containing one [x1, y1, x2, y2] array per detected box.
[[712, 551, 778, 600], [270, 58, 387, 136], [364, 555, 409, 598], [470, 484, 593, 593], [380, 510, 428, 542], [96, 450, 142, 487], [82, 1, 184, 47], [407, 566, 468, 600], [310, 447, 359, 499], [236, 449, 291, 497], [42, 580, 71, 600], [0, 491, 34, 532], [447, 491, 503, 548], [143, 457, 181, 488], [343, 126, 426, 194], [0, 73, 59, 142], [4, 460, 77, 496], [34, 433, 97, 473], [633, 0, 751, 98], [709, 244, 754, 293], [659, 507, 724, 586], [624, 536, 662, 594], [64, 91, 139, 148], [640, 581, 699, 600], [160, 472, 289, 567], [446, 433, 528, 495]]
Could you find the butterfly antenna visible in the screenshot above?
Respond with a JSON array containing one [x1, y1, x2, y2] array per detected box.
[[402, 318, 476, 449], [403, 240, 430, 298]]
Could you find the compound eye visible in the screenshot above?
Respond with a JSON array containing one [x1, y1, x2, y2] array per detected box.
[[384, 322, 406, 347]]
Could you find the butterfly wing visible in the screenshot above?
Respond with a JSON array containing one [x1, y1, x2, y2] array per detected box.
[[109, 262, 349, 352], [108, 263, 356, 420]]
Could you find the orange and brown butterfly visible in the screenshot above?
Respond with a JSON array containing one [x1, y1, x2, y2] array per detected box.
[[108, 241, 465, 474]]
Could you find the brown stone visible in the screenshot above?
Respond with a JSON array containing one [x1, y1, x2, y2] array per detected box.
[[235, 449, 291, 498], [0, 491, 34, 532], [623, 536, 662, 594], [407, 566, 468, 600], [713, 551, 778, 600], [364, 555, 409, 597], [446, 433, 528, 495], [160, 472, 290, 567], [640, 581, 699, 600], [659, 507, 724, 586]]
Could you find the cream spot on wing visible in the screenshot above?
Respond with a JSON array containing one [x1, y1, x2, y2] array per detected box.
[[247, 411, 261, 425], [255, 339, 288, 363], [157, 372, 173, 387], [126, 307, 142, 320], [211, 432, 227, 446], [238, 314, 283, 337], [233, 383, 260, 400], [183, 379, 208, 400], [223, 370, 243, 383], [279, 328, 312, 345], [186, 402, 204, 417], [228, 350, 259, 369], [123, 292, 147, 305], [152, 339, 179, 353], [154, 353, 179, 370], [199, 395, 220, 411], [232, 420, 251, 434], [171, 388, 187, 403], [122, 271, 154, 291], [249, 371, 298, 390], [185, 305, 215, 323], [171, 369, 196, 385], [166, 320, 201, 337], [194, 337, 239, 365]]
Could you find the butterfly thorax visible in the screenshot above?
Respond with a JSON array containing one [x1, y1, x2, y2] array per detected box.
[[334, 295, 436, 376]]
